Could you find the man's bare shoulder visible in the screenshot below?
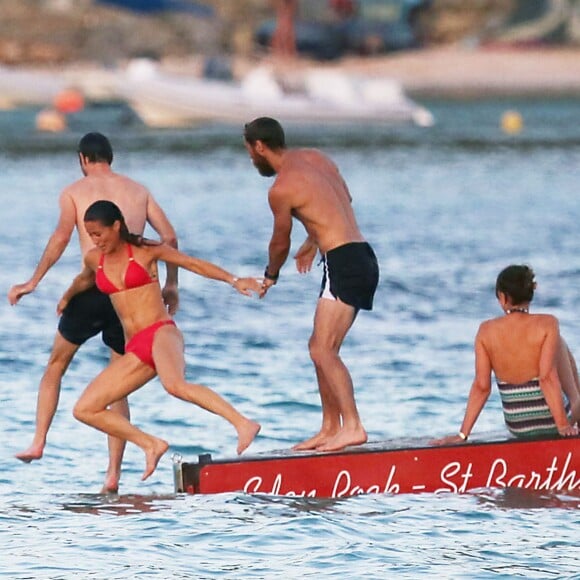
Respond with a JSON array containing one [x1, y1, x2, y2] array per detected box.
[[60, 176, 88, 198], [285, 148, 333, 168], [268, 176, 292, 202], [111, 172, 150, 192], [277, 148, 337, 186], [63, 172, 151, 209]]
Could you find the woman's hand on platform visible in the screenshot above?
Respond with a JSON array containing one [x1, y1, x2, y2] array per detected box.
[[429, 434, 468, 446], [557, 423, 579, 437]]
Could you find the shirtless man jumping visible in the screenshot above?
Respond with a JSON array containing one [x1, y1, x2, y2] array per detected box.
[[243, 117, 379, 452], [8, 132, 178, 492]]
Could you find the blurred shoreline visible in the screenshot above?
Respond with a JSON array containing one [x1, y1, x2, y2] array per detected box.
[[222, 45, 580, 99], [2, 1, 580, 102], [1, 47, 578, 133], [336, 46, 580, 98]]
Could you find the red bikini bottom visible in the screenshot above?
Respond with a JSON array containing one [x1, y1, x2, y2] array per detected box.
[[125, 319, 176, 370]]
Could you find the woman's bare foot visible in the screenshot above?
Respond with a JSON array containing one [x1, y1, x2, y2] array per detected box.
[[237, 420, 261, 455], [316, 427, 367, 452], [141, 438, 169, 481], [15, 443, 44, 463]]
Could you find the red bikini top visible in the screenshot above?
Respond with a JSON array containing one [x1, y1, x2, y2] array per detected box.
[[96, 243, 154, 295]]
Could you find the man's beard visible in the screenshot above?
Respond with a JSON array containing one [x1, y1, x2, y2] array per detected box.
[[254, 155, 276, 177]]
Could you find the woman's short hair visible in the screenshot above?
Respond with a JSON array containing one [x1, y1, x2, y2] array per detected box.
[[495, 264, 536, 304]]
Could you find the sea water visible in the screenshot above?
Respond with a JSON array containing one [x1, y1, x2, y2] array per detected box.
[[0, 99, 579, 579]]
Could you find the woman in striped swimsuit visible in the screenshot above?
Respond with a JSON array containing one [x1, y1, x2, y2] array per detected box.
[[433, 264, 579, 445]]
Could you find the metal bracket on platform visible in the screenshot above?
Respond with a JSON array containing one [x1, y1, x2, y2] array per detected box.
[[198, 453, 213, 465], [172, 453, 184, 493]]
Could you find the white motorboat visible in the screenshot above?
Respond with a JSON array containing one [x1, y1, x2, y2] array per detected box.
[[114, 59, 434, 129]]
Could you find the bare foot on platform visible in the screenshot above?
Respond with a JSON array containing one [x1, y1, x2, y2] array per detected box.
[[292, 430, 337, 451], [237, 420, 261, 455], [15, 444, 44, 463], [141, 438, 169, 481], [100, 474, 120, 495], [316, 427, 367, 453]]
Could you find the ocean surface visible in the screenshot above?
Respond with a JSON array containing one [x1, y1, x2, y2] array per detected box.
[[1, 98, 579, 579]]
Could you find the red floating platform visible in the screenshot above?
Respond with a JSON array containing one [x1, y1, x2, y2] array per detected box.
[[173, 433, 580, 498]]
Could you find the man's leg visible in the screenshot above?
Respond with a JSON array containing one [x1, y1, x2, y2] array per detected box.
[[292, 355, 342, 450], [16, 332, 79, 462], [293, 298, 355, 450], [295, 298, 367, 452]]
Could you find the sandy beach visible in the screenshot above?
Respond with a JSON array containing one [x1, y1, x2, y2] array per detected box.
[[310, 47, 580, 98], [208, 44, 580, 104]]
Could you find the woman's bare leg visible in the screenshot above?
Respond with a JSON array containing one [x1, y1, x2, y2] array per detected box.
[[73, 354, 168, 480], [153, 325, 260, 454]]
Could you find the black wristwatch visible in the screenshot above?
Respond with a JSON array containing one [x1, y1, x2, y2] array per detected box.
[[264, 266, 279, 282]]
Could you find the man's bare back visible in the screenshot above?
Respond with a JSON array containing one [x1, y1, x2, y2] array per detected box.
[[272, 149, 364, 254], [67, 169, 153, 256], [8, 155, 176, 306]]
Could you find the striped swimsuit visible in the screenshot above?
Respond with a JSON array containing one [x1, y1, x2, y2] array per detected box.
[[497, 378, 570, 438]]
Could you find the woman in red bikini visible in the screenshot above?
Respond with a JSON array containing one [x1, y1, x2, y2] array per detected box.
[[58, 200, 261, 482]]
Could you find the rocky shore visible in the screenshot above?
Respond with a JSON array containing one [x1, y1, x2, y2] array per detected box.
[[0, 0, 516, 66]]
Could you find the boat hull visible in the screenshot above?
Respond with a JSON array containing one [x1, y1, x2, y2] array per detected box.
[[173, 434, 579, 498], [116, 62, 434, 128]]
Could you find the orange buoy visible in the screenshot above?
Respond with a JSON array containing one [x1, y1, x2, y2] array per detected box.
[[54, 88, 85, 114], [501, 110, 523, 135]]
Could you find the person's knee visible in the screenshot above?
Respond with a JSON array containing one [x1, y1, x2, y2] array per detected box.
[[72, 399, 92, 424], [162, 378, 188, 399], [47, 344, 77, 373], [309, 337, 334, 367], [308, 336, 319, 360], [109, 397, 130, 420]]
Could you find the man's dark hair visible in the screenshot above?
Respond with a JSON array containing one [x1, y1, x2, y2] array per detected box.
[[78, 132, 113, 164], [243, 117, 286, 150]]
